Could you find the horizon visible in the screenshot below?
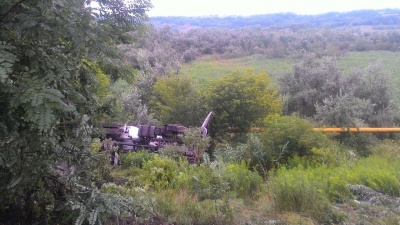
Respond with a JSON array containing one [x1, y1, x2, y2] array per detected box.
[[148, 0, 400, 17], [148, 8, 400, 18]]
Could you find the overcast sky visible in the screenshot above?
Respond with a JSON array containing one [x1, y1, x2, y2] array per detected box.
[[148, 0, 400, 17]]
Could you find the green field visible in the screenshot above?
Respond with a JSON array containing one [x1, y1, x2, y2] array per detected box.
[[181, 55, 294, 86], [182, 51, 400, 88], [338, 51, 400, 80]]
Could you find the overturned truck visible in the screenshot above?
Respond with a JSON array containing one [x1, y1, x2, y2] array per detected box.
[[102, 112, 213, 164]]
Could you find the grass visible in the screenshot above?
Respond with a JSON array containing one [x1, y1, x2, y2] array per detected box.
[[338, 51, 400, 77], [105, 140, 400, 224], [180, 54, 293, 86], [338, 51, 400, 99], [181, 51, 400, 89], [269, 154, 400, 223]]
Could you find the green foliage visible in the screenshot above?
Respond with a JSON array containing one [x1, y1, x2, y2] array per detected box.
[[270, 165, 332, 218], [307, 146, 355, 168], [214, 121, 333, 179], [262, 114, 331, 165], [154, 190, 233, 225], [338, 51, 400, 83], [108, 154, 265, 224], [0, 0, 151, 223], [280, 54, 342, 117], [314, 93, 373, 127], [223, 161, 265, 199], [138, 156, 180, 191], [207, 69, 282, 139], [270, 163, 349, 224], [182, 55, 294, 87], [117, 153, 264, 201], [269, 147, 400, 222], [346, 62, 398, 127], [69, 188, 134, 225], [348, 156, 400, 196], [119, 150, 156, 169], [180, 127, 211, 163], [82, 59, 111, 104], [214, 133, 270, 178], [157, 128, 211, 164], [370, 139, 400, 163], [150, 74, 207, 125], [0, 41, 17, 84], [281, 54, 400, 130], [335, 132, 378, 157]]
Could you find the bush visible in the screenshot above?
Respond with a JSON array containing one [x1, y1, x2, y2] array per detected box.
[[223, 161, 265, 199], [334, 132, 378, 157], [175, 163, 231, 200], [287, 146, 355, 169], [262, 114, 332, 166], [119, 150, 155, 169], [138, 156, 180, 191]]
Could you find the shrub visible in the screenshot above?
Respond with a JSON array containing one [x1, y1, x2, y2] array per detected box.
[[287, 146, 355, 169], [175, 163, 230, 200], [119, 150, 155, 169], [173, 160, 265, 201], [138, 156, 179, 191], [223, 161, 265, 199], [206, 70, 282, 139], [262, 114, 332, 166]]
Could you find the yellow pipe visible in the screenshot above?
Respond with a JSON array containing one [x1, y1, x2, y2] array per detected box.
[[313, 128, 400, 133]]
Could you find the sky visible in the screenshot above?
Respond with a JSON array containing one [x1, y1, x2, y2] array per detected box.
[[148, 0, 400, 17]]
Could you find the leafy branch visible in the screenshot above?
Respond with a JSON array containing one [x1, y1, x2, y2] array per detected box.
[[0, 0, 28, 26]]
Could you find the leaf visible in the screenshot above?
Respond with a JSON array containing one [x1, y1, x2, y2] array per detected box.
[[88, 209, 98, 225], [7, 177, 22, 189]]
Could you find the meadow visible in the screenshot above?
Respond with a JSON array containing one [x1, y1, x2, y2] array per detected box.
[[182, 51, 400, 87]]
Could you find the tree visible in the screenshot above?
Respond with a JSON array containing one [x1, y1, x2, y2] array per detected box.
[[122, 26, 182, 105], [0, 0, 151, 223], [238, 115, 330, 177], [280, 54, 341, 117], [280, 55, 399, 129], [207, 70, 281, 139], [150, 75, 207, 126], [314, 93, 373, 127]]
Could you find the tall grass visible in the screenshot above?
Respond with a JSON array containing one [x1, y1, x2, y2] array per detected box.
[[269, 147, 400, 223], [107, 152, 266, 224]]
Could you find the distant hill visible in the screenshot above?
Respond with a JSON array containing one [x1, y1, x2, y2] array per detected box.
[[150, 9, 400, 30]]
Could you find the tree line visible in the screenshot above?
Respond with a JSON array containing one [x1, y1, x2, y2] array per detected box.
[[126, 24, 400, 65], [151, 9, 400, 29]]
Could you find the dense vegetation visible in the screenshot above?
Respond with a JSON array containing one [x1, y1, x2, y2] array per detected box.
[[1, 1, 400, 224]]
